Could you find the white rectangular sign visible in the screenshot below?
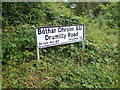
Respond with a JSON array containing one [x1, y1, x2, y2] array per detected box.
[[35, 25, 85, 48]]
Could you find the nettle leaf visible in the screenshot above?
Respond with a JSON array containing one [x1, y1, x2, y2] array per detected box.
[[11, 43, 17, 48]]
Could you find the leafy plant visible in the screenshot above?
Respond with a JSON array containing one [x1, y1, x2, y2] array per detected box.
[[2, 2, 119, 88]]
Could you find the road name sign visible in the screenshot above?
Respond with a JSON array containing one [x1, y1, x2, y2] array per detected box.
[[35, 24, 85, 48], [35, 24, 85, 60]]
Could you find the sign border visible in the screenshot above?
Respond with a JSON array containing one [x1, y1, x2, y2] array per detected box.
[[35, 24, 85, 48]]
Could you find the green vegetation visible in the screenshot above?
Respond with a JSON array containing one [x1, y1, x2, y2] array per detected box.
[[2, 2, 119, 88]]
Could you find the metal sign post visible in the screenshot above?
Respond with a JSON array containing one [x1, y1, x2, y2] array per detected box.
[[82, 41, 85, 50], [37, 47, 40, 61], [35, 28, 40, 61]]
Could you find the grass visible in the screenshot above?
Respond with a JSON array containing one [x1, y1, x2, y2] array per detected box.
[[2, 58, 119, 88]]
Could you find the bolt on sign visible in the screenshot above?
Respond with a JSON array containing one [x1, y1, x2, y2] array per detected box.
[[35, 24, 85, 60]]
